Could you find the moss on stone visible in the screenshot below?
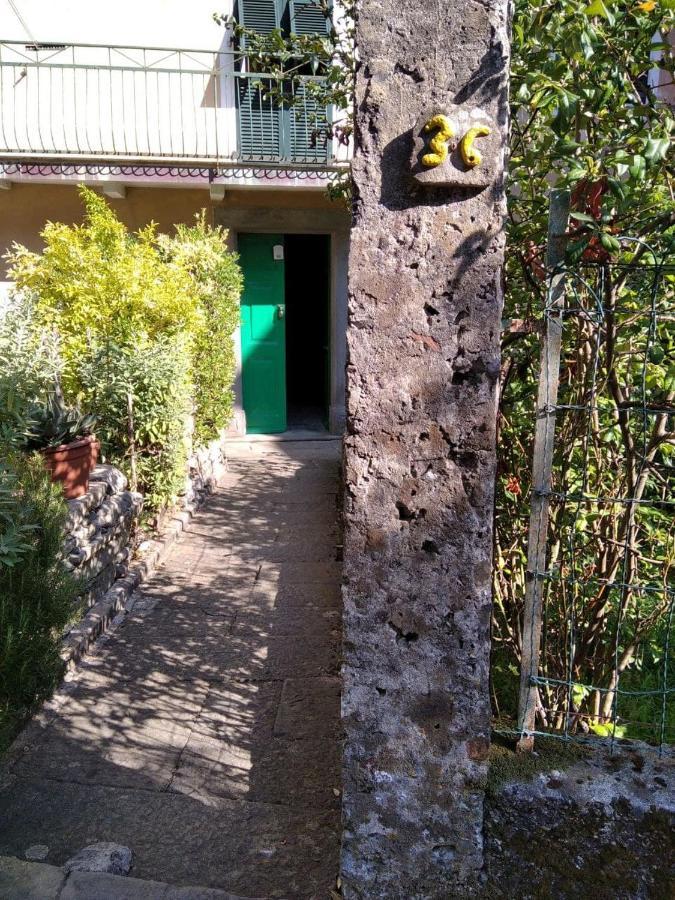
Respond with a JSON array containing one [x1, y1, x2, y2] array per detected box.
[[487, 733, 590, 796]]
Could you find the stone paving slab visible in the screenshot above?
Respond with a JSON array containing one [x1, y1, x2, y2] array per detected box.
[[60, 870, 169, 900], [0, 440, 343, 900], [274, 677, 341, 739], [0, 855, 66, 899], [256, 560, 343, 584], [171, 738, 342, 810], [0, 779, 339, 897], [0, 856, 263, 899]]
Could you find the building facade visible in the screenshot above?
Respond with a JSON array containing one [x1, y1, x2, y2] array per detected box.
[[0, 0, 350, 434]]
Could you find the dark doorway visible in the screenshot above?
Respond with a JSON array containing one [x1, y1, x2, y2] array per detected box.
[[284, 234, 331, 431]]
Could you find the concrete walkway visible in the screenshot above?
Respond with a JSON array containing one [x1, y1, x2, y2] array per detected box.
[[0, 440, 343, 899]]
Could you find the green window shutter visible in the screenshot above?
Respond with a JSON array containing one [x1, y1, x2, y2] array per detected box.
[[236, 0, 284, 160], [237, 79, 281, 160], [288, 82, 329, 163], [286, 0, 330, 161], [237, 0, 328, 36], [288, 0, 329, 36], [237, 0, 282, 33], [236, 0, 330, 162]]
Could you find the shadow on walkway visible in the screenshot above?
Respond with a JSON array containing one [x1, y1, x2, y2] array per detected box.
[[0, 440, 343, 900]]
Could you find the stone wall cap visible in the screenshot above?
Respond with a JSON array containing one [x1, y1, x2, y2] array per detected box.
[[89, 465, 128, 494]]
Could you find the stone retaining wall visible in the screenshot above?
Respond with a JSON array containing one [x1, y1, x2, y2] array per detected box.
[[484, 745, 674, 898], [62, 436, 227, 633], [185, 437, 227, 507], [63, 465, 143, 610]]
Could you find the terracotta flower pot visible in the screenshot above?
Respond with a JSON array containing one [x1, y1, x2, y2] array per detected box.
[[41, 434, 100, 500]]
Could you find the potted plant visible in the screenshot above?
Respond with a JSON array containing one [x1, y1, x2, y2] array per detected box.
[[22, 388, 98, 500]]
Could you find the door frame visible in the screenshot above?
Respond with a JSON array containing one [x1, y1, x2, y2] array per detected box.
[[228, 218, 348, 436], [238, 232, 288, 434]]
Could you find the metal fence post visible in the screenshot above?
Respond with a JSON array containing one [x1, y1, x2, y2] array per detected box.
[[517, 188, 570, 751]]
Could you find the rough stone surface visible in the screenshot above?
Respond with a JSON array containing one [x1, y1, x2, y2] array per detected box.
[[0, 440, 342, 899], [64, 464, 142, 609], [0, 856, 263, 899], [64, 842, 133, 875], [342, 1, 510, 896], [185, 437, 228, 506], [60, 870, 167, 899], [0, 856, 65, 899], [484, 747, 675, 899], [24, 844, 49, 861]]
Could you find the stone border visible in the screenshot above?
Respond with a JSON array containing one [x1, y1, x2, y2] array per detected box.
[[0, 855, 261, 899], [60, 437, 228, 670], [63, 466, 143, 610]]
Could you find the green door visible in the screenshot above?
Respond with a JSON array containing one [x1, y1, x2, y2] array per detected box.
[[239, 233, 287, 433]]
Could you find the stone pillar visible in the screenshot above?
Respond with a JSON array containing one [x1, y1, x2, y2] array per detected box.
[[341, 2, 510, 896]]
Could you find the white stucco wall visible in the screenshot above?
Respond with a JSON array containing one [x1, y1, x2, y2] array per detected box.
[[1, 1, 233, 50], [1, 1, 237, 164]]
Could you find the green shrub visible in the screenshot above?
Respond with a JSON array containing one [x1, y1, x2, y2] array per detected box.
[[0, 454, 79, 750], [492, 0, 674, 738], [5, 186, 202, 390], [0, 296, 63, 447], [0, 462, 35, 569], [78, 336, 193, 515], [158, 214, 242, 442], [3, 189, 242, 516]]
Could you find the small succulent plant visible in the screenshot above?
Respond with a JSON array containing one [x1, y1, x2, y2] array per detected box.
[[22, 381, 97, 451]]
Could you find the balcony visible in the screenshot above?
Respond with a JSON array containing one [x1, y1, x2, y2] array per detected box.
[[0, 40, 348, 172]]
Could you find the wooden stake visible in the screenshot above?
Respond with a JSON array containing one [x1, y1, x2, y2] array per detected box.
[[127, 391, 138, 494], [517, 189, 570, 752]]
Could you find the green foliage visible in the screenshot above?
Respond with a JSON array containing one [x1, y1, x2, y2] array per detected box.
[[0, 454, 80, 750], [22, 388, 97, 451], [157, 214, 242, 444], [0, 295, 63, 449], [509, 0, 674, 269], [78, 337, 192, 515], [3, 190, 242, 516], [0, 463, 35, 569], [5, 186, 201, 387], [493, 0, 675, 741]]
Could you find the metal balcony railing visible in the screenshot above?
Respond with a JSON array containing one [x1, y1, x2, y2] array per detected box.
[[0, 40, 344, 169]]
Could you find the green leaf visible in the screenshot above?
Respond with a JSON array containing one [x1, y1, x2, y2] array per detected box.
[[643, 137, 670, 163], [516, 82, 531, 102], [600, 233, 621, 252], [584, 0, 615, 23], [628, 154, 646, 179]]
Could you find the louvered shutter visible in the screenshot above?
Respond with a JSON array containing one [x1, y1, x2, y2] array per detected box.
[[237, 0, 282, 34], [288, 0, 329, 35], [288, 82, 329, 163], [236, 0, 283, 160], [235, 0, 331, 162], [237, 79, 281, 160], [287, 2, 330, 161]]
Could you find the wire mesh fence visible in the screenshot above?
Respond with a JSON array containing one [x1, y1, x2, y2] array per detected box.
[[495, 193, 674, 752]]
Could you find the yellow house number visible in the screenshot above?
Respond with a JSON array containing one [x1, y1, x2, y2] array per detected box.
[[421, 115, 455, 168], [421, 116, 491, 170]]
